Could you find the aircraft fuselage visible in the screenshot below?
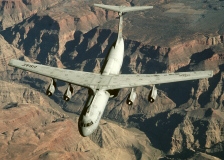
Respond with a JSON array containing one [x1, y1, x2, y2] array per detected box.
[[78, 37, 124, 136]]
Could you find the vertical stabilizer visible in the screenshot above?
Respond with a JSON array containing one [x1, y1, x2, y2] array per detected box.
[[118, 12, 123, 39]]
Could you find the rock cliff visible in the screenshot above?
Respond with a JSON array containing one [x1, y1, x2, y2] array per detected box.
[[0, 0, 224, 159], [0, 80, 162, 159]]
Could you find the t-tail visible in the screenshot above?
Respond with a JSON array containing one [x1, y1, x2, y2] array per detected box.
[[94, 4, 153, 39]]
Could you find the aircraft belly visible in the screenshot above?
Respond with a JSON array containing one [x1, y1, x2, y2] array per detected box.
[[103, 38, 124, 75], [110, 38, 124, 60], [110, 59, 122, 75], [103, 58, 122, 75], [88, 90, 110, 123]]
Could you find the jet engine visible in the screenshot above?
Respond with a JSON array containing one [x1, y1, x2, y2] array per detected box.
[[126, 88, 137, 105], [63, 84, 73, 101], [148, 85, 157, 103], [46, 79, 56, 96]]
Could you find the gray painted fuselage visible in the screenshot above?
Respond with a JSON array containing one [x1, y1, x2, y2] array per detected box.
[[78, 28, 124, 136]]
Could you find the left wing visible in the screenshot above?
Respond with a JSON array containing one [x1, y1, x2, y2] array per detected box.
[[8, 59, 100, 89]]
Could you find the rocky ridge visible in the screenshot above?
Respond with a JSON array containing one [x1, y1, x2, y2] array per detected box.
[[0, 80, 162, 160], [0, 0, 65, 30], [0, 0, 224, 159]]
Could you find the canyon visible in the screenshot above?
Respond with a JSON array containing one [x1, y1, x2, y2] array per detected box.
[[0, 0, 224, 159]]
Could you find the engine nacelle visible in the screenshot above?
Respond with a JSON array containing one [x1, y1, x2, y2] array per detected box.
[[63, 84, 73, 101], [46, 79, 56, 96], [148, 85, 157, 103], [126, 88, 137, 105]]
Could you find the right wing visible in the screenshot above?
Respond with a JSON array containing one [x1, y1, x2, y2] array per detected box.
[[102, 71, 213, 90]]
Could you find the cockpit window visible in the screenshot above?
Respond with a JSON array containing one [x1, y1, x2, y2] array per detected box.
[[86, 121, 93, 127], [80, 121, 93, 127]]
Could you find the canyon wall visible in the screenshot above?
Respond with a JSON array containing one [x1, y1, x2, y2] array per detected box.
[[0, 0, 224, 159]]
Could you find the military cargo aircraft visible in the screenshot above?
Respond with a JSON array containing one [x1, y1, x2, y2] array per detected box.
[[9, 4, 213, 136]]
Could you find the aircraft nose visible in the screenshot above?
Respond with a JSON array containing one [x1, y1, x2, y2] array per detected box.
[[78, 121, 95, 137], [80, 127, 93, 137]]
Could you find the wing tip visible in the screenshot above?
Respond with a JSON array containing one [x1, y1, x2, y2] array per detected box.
[[209, 70, 213, 77], [8, 59, 16, 67]]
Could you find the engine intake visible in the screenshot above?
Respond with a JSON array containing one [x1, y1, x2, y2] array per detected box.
[[63, 84, 73, 101], [46, 79, 56, 96], [126, 88, 136, 105], [148, 85, 157, 103]]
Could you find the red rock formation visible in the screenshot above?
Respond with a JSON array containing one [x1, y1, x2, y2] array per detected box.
[[0, 0, 224, 159], [0, 80, 162, 159], [0, 0, 65, 29]]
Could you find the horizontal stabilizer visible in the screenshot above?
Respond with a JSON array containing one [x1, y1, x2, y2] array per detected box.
[[94, 4, 153, 13]]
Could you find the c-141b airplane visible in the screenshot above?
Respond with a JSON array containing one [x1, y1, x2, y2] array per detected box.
[[8, 4, 213, 137]]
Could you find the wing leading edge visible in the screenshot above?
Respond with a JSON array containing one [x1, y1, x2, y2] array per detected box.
[[9, 59, 213, 91]]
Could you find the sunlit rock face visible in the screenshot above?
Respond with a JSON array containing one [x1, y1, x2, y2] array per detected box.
[[0, 80, 162, 160], [0, 0, 224, 159]]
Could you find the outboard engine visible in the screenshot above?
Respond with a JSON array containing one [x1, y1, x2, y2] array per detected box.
[[148, 85, 157, 103], [126, 88, 137, 105], [63, 84, 73, 101], [46, 79, 56, 96]]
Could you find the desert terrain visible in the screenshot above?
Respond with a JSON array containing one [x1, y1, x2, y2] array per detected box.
[[0, 0, 224, 159]]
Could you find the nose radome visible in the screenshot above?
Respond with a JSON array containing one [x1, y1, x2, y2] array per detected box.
[[82, 129, 91, 137], [78, 121, 93, 137], [80, 127, 93, 137]]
